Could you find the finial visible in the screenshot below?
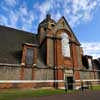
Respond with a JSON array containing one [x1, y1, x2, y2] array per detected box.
[[46, 14, 51, 19]]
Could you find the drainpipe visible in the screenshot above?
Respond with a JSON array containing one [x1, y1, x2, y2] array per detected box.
[[53, 34, 58, 88], [69, 40, 75, 89]]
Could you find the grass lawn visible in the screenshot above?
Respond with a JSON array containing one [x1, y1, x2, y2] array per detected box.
[[0, 89, 66, 100], [92, 85, 100, 90], [0, 86, 100, 100]]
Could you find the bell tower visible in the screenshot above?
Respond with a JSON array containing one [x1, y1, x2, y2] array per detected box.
[[38, 14, 56, 67]]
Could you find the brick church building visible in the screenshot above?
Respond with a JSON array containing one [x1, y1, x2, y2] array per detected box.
[[0, 14, 95, 89]]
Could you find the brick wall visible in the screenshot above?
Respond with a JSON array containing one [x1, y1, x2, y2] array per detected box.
[[0, 82, 54, 89], [0, 66, 21, 80], [34, 69, 54, 80], [0, 64, 55, 88]]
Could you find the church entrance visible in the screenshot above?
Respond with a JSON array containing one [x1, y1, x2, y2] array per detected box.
[[66, 77, 73, 90], [64, 70, 74, 90]]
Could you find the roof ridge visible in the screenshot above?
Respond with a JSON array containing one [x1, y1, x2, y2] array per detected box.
[[0, 24, 36, 35]]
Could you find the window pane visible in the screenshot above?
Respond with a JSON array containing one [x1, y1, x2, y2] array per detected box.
[[26, 48, 34, 65], [61, 32, 70, 57], [88, 58, 92, 70]]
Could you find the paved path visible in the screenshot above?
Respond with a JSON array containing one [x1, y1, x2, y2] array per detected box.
[[18, 90, 100, 100]]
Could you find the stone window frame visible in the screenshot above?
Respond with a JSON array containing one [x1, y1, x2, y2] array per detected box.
[[61, 32, 71, 58], [56, 29, 72, 60], [26, 47, 34, 66], [21, 43, 38, 67]]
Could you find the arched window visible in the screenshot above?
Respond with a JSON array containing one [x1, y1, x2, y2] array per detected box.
[[61, 32, 70, 57]]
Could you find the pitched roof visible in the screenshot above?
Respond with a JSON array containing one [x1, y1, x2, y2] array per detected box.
[[0, 25, 38, 64], [57, 16, 80, 45]]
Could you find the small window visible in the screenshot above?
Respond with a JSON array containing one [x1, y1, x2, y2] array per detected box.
[[44, 27, 46, 31], [51, 24, 55, 27], [26, 48, 34, 66]]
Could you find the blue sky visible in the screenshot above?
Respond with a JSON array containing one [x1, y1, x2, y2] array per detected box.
[[0, 0, 100, 59]]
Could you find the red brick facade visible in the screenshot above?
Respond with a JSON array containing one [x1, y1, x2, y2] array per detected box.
[[36, 15, 82, 89], [0, 14, 91, 89]]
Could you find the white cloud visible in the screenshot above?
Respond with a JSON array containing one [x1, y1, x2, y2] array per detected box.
[[20, 6, 28, 16], [52, 11, 62, 21], [8, 10, 19, 28], [0, 15, 8, 25], [0, 2, 35, 32], [34, 0, 100, 27], [69, 0, 99, 26], [0, 0, 100, 33], [4, 0, 16, 7], [27, 13, 34, 24], [34, 0, 52, 22], [82, 42, 100, 59], [18, 4, 35, 32]]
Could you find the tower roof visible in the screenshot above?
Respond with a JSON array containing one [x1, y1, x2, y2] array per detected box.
[[39, 14, 56, 27]]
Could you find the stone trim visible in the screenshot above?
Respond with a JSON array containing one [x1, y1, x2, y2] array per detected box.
[[46, 34, 61, 40], [0, 80, 64, 83], [23, 43, 39, 47], [0, 63, 21, 67]]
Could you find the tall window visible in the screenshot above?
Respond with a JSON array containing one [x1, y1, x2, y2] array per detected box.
[[61, 32, 70, 57], [88, 58, 92, 70], [26, 48, 34, 66]]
